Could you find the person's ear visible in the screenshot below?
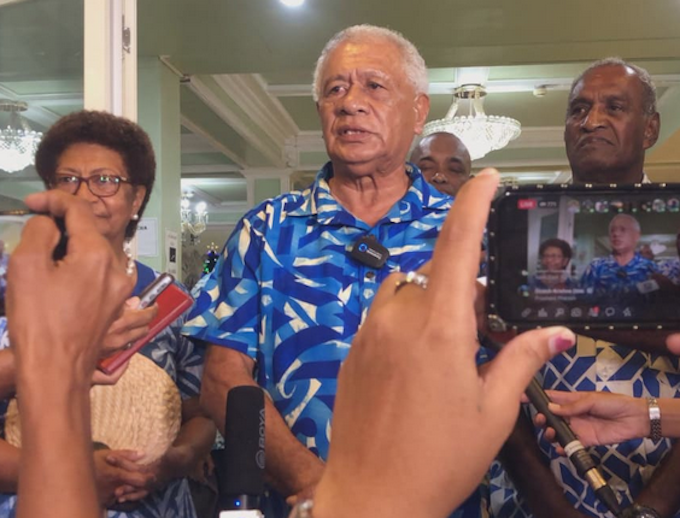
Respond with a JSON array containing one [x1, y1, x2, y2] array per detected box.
[[643, 112, 660, 150], [413, 94, 430, 135]]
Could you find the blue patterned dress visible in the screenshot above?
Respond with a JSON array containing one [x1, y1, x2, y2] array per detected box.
[[183, 163, 489, 518], [0, 262, 204, 518]]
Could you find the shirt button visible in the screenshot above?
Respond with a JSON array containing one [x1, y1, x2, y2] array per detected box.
[[365, 271, 376, 280]]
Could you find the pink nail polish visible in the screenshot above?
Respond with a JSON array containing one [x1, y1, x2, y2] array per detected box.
[[549, 331, 575, 355]]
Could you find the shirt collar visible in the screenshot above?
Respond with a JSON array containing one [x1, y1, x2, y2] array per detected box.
[[287, 161, 452, 226]]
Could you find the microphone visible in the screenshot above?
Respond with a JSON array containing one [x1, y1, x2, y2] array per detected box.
[[481, 335, 622, 517], [526, 379, 622, 517], [218, 385, 265, 518], [349, 235, 389, 268]]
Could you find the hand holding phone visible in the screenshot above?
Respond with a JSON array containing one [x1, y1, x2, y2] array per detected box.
[[100, 297, 159, 358], [97, 273, 193, 374], [98, 273, 174, 357]]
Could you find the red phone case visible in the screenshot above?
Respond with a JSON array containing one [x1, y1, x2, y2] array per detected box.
[[97, 283, 193, 375]]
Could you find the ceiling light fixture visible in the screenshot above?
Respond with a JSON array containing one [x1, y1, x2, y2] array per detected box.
[[0, 100, 42, 174], [181, 192, 209, 245], [280, 0, 304, 7], [423, 84, 521, 161]]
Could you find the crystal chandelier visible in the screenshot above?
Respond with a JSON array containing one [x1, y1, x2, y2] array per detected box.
[[181, 193, 208, 245], [423, 84, 521, 161], [0, 100, 43, 173]]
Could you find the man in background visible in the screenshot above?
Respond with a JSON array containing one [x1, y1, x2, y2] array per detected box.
[[491, 58, 680, 518], [410, 132, 472, 196]]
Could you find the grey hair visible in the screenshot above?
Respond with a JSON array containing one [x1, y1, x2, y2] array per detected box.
[[609, 213, 641, 233], [569, 57, 657, 116], [311, 24, 428, 102]]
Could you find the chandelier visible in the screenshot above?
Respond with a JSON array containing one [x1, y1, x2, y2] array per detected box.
[[0, 100, 43, 173], [181, 193, 208, 245], [423, 84, 521, 161]]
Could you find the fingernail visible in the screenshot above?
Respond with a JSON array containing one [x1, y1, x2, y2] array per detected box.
[[476, 169, 497, 177], [548, 328, 575, 355]]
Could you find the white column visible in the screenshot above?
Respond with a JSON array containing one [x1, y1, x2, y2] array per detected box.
[[83, 0, 137, 120]]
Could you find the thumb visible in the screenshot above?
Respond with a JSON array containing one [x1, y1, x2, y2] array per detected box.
[[666, 333, 680, 355], [126, 297, 141, 309], [483, 326, 576, 405], [547, 396, 595, 419]]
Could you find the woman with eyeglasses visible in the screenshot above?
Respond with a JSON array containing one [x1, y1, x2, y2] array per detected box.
[[0, 111, 215, 518]]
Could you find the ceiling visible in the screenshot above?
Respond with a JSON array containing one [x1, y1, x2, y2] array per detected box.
[[2, 0, 680, 225]]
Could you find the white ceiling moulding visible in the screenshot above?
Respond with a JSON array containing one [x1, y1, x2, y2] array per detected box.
[[212, 74, 299, 148], [504, 127, 565, 150], [181, 133, 223, 154], [288, 131, 326, 152], [268, 74, 680, 98], [267, 84, 312, 98], [180, 184, 223, 206], [0, 0, 28, 7], [475, 157, 571, 169], [284, 131, 326, 170], [186, 76, 285, 167], [181, 164, 243, 175], [267, 78, 577, 97], [241, 168, 294, 179], [206, 202, 250, 215], [181, 114, 247, 168], [0, 84, 68, 128]]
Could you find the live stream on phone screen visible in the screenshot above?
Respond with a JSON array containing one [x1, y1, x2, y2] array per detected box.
[[489, 188, 680, 327]]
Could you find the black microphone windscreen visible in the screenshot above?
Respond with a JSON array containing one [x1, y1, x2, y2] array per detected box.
[[219, 385, 265, 501]]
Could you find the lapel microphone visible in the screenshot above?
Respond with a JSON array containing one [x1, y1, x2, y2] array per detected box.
[[349, 235, 389, 269]]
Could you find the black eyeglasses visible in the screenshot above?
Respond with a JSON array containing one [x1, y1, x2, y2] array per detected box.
[[53, 173, 132, 198]]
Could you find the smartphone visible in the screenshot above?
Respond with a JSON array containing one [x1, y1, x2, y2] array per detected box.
[[137, 272, 174, 309], [486, 183, 680, 331], [97, 274, 194, 374]]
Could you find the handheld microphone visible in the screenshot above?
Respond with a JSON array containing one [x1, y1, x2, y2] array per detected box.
[[218, 386, 265, 518], [526, 379, 622, 517], [481, 335, 622, 517]]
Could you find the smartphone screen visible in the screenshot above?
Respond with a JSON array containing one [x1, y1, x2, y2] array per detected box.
[[487, 184, 680, 329]]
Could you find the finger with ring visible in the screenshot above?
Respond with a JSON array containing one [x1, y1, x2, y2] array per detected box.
[[394, 271, 429, 293]]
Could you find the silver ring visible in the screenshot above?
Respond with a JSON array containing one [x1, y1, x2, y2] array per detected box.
[[124, 342, 133, 350], [395, 271, 429, 293]]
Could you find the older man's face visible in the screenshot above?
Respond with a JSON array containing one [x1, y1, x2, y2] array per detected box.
[[609, 217, 639, 255], [316, 38, 429, 177], [565, 65, 659, 183]]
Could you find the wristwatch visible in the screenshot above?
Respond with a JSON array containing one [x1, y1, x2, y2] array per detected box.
[[621, 504, 662, 518], [647, 397, 662, 442]]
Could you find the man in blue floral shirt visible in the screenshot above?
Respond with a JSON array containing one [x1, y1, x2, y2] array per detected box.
[[580, 214, 659, 305], [184, 24, 486, 518]]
